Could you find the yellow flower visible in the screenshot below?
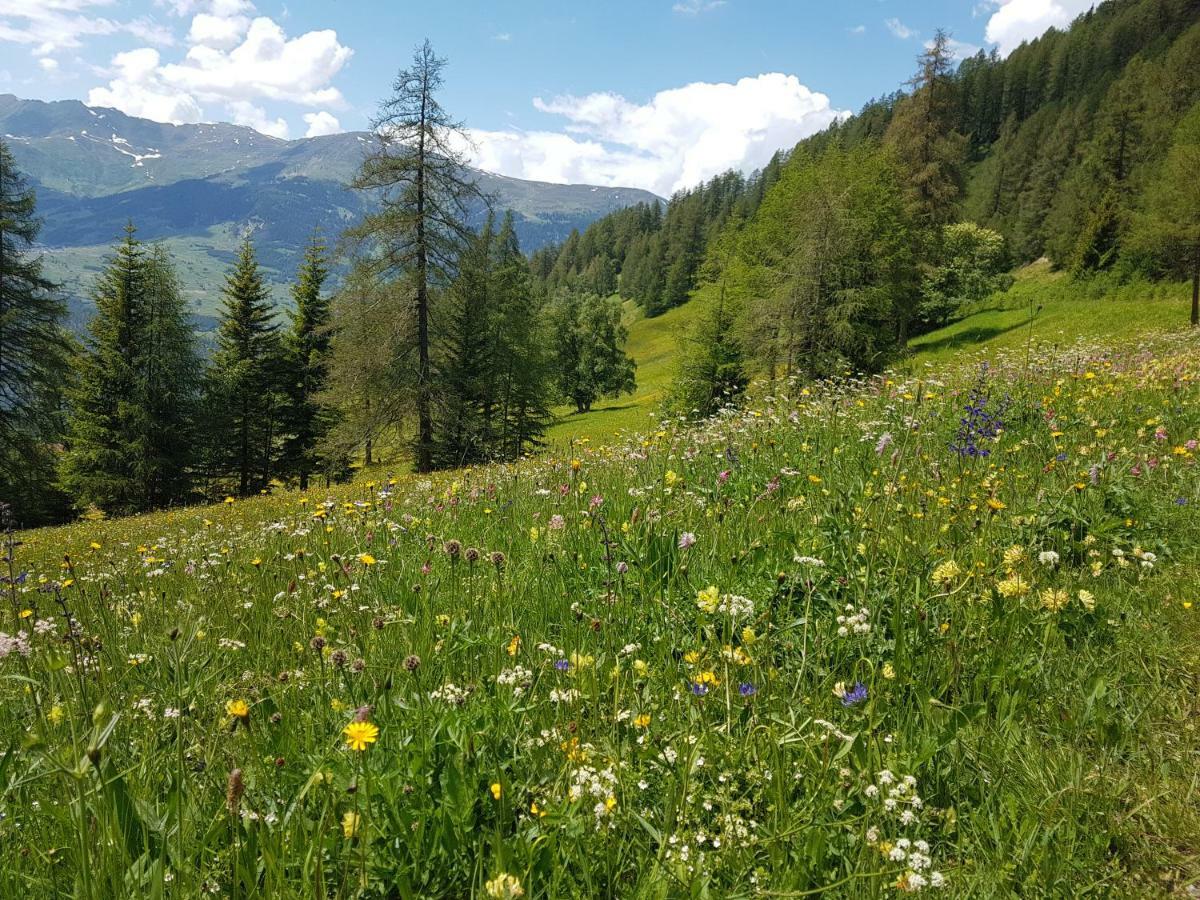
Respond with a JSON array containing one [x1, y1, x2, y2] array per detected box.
[[1002, 545, 1026, 571], [341, 811, 360, 838], [996, 574, 1030, 599], [1040, 588, 1070, 612], [986, 497, 1006, 511], [931, 559, 962, 587], [695, 585, 719, 614], [357, 553, 376, 566], [223, 496, 235, 505], [1077, 589, 1096, 611], [633, 713, 651, 728], [530, 800, 546, 817], [882, 662, 896, 680], [485, 873, 524, 899], [343, 720, 379, 752], [18, 608, 32, 619], [490, 782, 503, 800], [226, 699, 250, 719], [506, 634, 521, 656], [664, 469, 678, 487], [47, 704, 64, 725]]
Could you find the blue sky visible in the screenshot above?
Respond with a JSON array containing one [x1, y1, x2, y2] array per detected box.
[[0, 0, 1094, 194]]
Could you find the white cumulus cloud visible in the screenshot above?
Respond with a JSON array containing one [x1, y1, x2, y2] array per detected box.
[[461, 73, 846, 197], [87, 47, 203, 123], [672, 0, 726, 14], [85, 7, 351, 137], [303, 110, 341, 137], [984, 0, 1094, 56], [885, 18, 917, 40], [0, 0, 174, 54], [227, 99, 287, 138]]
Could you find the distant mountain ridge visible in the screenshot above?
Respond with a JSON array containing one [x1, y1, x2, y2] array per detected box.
[[0, 94, 661, 319]]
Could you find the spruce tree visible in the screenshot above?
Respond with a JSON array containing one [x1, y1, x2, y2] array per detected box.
[[433, 215, 497, 468], [280, 234, 334, 488], [136, 245, 199, 507], [206, 238, 281, 496], [62, 230, 199, 514], [350, 39, 480, 473], [491, 213, 553, 457], [61, 225, 147, 514], [0, 139, 72, 525]]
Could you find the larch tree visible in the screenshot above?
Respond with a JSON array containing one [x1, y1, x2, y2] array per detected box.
[[0, 139, 72, 524], [1133, 102, 1200, 326], [350, 39, 480, 473]]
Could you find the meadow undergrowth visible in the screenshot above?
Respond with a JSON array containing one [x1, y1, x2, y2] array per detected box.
[[2, 331, 1199, 898]]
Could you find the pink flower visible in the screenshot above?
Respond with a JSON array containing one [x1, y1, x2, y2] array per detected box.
[[678, 532, 696, 550]]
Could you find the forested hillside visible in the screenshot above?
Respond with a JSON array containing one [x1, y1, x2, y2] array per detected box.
[[537, 0, 1200, 314]]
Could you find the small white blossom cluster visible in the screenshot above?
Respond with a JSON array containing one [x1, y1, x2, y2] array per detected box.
[[865, 769, 945, 892], [696, 586, 754, 621], [549, 687, 581, 704], [429, 682, 473, 706], [836, 604, 871, 638], [0, 631, 31, 660], [566, 764, 618, 827], [495, 666, 533, 695], [793, 555, 826, 567], [1037, 550, 1060, 568]]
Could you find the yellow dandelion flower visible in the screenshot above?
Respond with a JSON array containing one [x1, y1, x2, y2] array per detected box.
[[342, 720, 379, 752], [490, 782, 503, 800], [225, 699, 250, 719]]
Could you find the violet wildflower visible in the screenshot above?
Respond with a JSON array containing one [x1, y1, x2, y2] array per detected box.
[[841, 682, 868, 707]]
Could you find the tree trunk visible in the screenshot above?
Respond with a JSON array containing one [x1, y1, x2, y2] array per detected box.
[[1191, 256, 1199, 327], [413, 76, 434, 474]]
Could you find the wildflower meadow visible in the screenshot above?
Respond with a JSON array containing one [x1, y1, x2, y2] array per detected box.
[[2, 332, 1199, 897]]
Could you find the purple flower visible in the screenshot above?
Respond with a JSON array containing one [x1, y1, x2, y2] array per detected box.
[[691, 682, 709, 696], [678, 532, 696, 550], [738, 682, 757, 697], [874, 432, 893, 455], [554, 659, 570, 672], [840, 682, 868, 707]]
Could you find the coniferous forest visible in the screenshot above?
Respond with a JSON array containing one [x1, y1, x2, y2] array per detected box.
[[5, 2, 1200, 897], [3, 0, 1200, 525]]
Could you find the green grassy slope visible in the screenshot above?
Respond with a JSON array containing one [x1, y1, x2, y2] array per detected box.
[[906, 261, 1194, 366], [543, 298, 703, 447], [549, 264, 1196, 448]]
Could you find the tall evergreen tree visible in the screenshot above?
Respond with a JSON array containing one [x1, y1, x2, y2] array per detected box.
[[205, 238, 281, 496], [280, 234, 334, 488], [0, 139, 72, 525], [61, 226, 147, 514], [136, 245, 199, 507], [350, 39, 480, 473], [62, 227, 197, 514], [490, 213, 553, 457]]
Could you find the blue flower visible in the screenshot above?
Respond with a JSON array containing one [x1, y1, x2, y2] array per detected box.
[[738, 682, 757, 697], [554, 659, 569, 672], [840, 682, 868, 707], [691, 682, 709, 696]]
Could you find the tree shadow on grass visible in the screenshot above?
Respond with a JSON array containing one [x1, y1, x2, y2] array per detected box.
[[910, 321, 1028, 356]]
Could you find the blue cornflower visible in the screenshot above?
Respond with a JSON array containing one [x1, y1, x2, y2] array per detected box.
[[738, 682, 757, 697], [1056, 452, 1068, 462], [841, 682, 868, 707], [1176, 497, 1188, 506], [554, 659, 570, 672], [691, 682, 709, 696]]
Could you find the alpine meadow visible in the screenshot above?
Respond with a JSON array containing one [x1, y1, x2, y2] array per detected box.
[[3, 0, 1200, 897]]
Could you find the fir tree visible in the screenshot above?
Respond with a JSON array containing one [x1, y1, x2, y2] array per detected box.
[[136, 245, 199, 507], [280, 234, 334, 488], [0, 139, 72, 525], [62, 227, 198, 514], [206, 238, 282, 496]]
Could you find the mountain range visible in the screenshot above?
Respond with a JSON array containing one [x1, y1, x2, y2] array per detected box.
[[0, 94, 661, 324]]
